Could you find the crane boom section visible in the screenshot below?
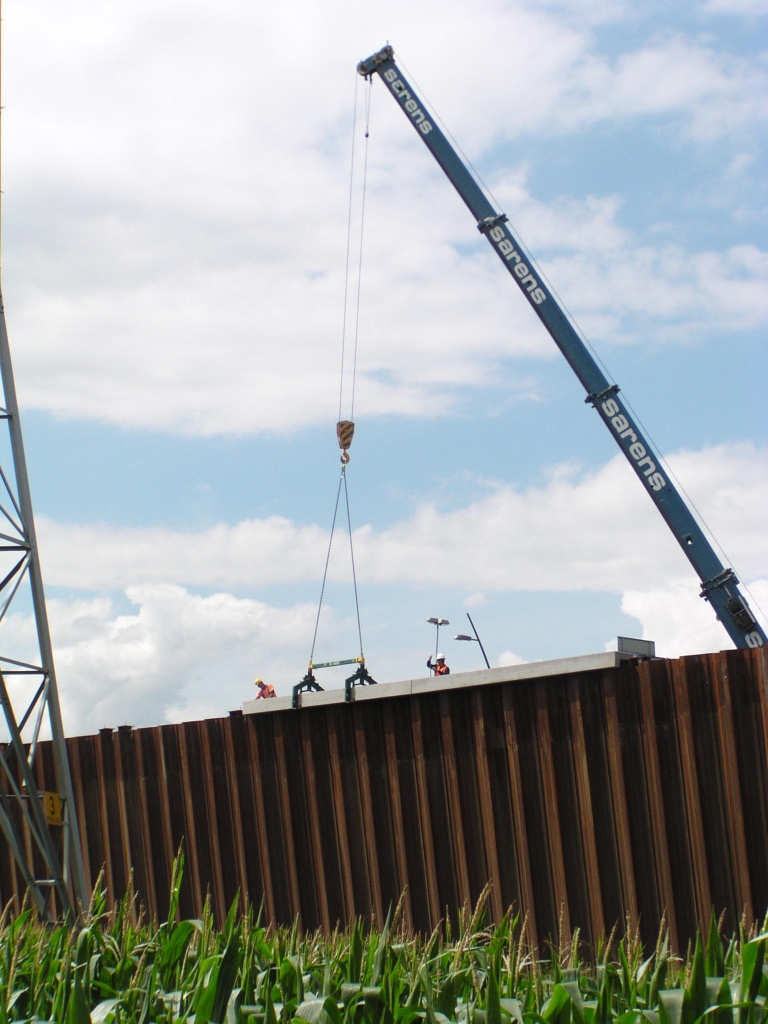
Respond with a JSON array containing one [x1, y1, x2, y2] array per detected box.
[[357, 45, 765, 650]]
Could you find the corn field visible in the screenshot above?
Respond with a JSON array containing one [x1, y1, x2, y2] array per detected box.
[[1, 855, 766, 1024]]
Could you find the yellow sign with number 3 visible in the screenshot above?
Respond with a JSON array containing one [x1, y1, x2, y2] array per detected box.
[[43, 791, 62, 826]]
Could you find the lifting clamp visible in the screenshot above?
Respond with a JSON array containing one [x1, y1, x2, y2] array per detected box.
[[292, 655, 377, 708], [344, 660, 377, 701], [292, 668, 323, 708]]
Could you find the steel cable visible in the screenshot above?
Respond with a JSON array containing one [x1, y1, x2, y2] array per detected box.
[[310, 75, 371, 669], [338, 76, 359, 422], [350, 78, 371, 422], [343, 467, 364, 658], [309, 468, 344, 666]]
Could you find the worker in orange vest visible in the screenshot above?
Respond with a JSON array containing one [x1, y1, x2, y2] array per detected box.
[[254, 677, 276, 699], [427, 653, 450, 676]]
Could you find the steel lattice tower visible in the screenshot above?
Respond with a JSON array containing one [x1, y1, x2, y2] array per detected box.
[[0, 10, 88, 919]]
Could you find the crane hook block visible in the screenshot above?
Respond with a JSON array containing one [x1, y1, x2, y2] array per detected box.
[[337, 420, 355, 450]]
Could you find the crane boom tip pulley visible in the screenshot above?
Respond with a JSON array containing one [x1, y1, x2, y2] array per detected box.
[[357, 45, 393, 77]]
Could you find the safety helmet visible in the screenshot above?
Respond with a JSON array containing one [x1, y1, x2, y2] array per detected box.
[[435, 653, 445, 661], [254, 677, 265, 686]]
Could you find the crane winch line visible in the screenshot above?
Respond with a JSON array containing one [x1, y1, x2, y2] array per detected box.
[[293, 79, 377, 709]]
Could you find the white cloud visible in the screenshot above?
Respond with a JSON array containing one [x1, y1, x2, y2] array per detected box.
[[561, 38, 768, 140], [620, 577, 768, 656], [498, 650, 527, 667], [701, 0, 765, 13], [543, 243, 768, 343], [1, 1, 764, 435], [36, 442, 767, 596], [2, 586, 317, 735], [493, 178, 768, 343], [5, 440, 763, 734]]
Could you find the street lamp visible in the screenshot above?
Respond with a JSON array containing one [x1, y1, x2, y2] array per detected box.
[[426, 617, 449, 660], [454, 612, 491, 669]]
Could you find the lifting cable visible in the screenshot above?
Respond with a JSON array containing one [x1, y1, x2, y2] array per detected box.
[[294, 76, 375, 707]]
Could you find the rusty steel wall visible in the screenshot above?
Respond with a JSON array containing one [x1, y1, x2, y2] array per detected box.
[[0, 648, 766, 950]]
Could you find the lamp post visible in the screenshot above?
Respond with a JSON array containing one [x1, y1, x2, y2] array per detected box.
[[426, 617, 449, 662], [454, 612, 491, 669]]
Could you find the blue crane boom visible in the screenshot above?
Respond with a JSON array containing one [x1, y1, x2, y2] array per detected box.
[[357, 45, 765, 651]]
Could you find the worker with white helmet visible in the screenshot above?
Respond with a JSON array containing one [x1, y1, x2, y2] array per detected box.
[[426, 653, 450, 676]]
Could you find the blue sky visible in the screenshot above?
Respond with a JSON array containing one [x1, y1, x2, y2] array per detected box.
[[0, 0, 766, 732]]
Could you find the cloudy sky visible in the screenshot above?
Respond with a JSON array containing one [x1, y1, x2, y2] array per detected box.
[[0, 0, 765, 734]]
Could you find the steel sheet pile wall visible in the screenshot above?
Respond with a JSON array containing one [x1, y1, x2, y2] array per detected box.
[[1, 648, 766, 949]]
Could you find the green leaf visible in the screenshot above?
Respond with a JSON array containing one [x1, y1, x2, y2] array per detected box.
[[658, 991, 684, 1024], [620, 943, 635, 1009], [91, 998, 121, 1024], [689, 938, 708, 1023], [279, 961, 293, 1011], [486, 969, 502, 1024], [6, 989, 28, 1014], [542, 985, 572, 1024], [637, 956, 655, 992], [615, 1013, 643, 1024], [705, 978, 734, 1024], [561, 983, 585, 1024], [658, 989, 696, 1024], [349, 922, 364, 985], [419, 962, 436, 1024], [160, 921, 200, 974], [264, 970, 279, 1024], [168, 848, 186, 925], [294, 996, 342, 1024], [211, 936, 241, 1024], [224, 894, 240, 943], [52, 958, 71, 1023], [197, 962, 222, 1024], [739, 938, 766, 1006], [500, 1000, 525, 1024], [340, 985, 361, 1004], [137, 964, 157, 1024], [706, 914, 725, 979], [226, 988, 243, 1024], [67, 973, 92, 1024], [522, 1012, 553, 1024], [595, 972, 613, 1024], [437, 977, 458, 1020], [649, 941, 669, 1011], [321, 956, 331, 1000], [372, 905, 393, 988], [393, 1011, 422, 1024]]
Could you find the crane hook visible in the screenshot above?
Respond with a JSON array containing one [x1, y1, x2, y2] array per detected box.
[[337, 420, 354, 464]]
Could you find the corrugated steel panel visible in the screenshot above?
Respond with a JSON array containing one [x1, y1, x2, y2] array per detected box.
[[1, 648, 765, 948]]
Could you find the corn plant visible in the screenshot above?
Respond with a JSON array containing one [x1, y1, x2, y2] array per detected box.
[[0, 856, 764, 1024]]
